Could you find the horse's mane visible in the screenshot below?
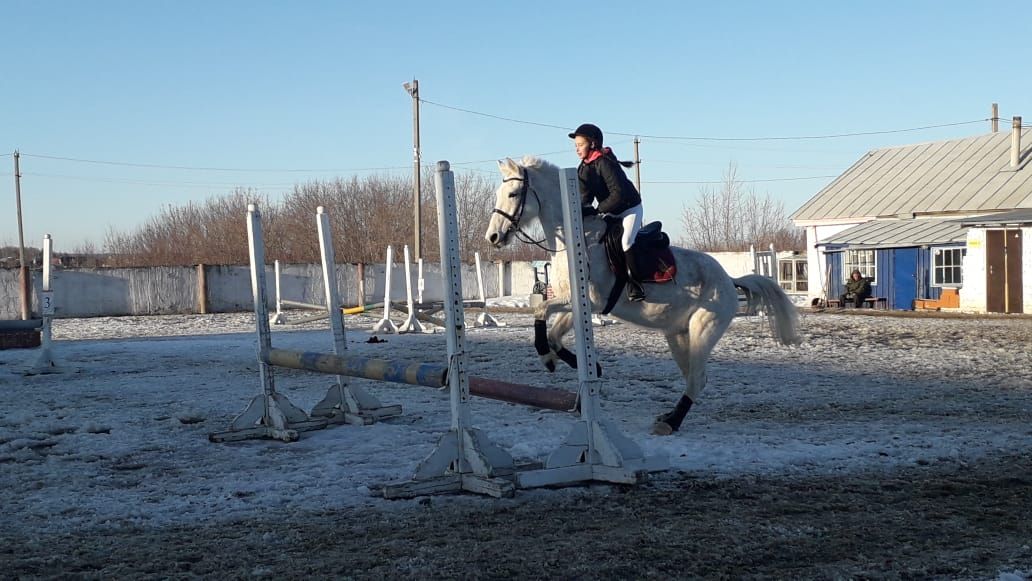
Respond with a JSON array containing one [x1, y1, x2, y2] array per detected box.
[[518, 155, 559, 176]]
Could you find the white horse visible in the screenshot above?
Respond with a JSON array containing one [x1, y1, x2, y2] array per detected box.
[[485, 156, 801, 435]]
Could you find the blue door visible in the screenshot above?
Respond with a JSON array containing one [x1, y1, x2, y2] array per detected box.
[[892, 248, 918, 310]]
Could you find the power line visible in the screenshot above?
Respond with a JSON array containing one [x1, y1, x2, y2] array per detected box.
[[419, 98, 989, 142], [645, 175, 838, 185], [18, 152, 411, 173], [420, 99, 569, 132], [17, 171, 300, 189]]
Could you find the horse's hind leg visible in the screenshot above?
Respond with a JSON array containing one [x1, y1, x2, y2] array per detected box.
[[653, 310, 732, 435]]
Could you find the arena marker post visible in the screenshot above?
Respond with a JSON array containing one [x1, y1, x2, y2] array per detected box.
[[30, 234, 60, 374], [372, 246, 399, 334], [473, 252, 503, 328], [398, 245, 429, 333]]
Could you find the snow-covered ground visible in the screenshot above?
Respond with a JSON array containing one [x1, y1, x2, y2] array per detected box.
[[1, 304, 1030, 545]]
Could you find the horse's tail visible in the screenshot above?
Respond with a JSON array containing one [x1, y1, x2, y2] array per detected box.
[[732, 274, 802, 346]]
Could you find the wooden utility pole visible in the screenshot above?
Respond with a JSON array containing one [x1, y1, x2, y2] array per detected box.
[[13, 150, 31, 320], [404, 79, 422, 260], [992, 103, 999, 133], [633, 137, 642, 193]]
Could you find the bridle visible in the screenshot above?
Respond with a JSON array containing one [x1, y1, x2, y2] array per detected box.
[[491, 167, 557, 252]]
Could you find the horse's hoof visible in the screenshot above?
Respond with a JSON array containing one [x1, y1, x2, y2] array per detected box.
[[545, 361, 555, 372], [651, 421, 674, 436]]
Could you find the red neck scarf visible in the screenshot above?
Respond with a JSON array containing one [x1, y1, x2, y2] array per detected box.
[[584, 147, 610, 164]]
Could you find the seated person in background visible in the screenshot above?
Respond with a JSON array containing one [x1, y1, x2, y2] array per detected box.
[[840, 269, 872, 307]]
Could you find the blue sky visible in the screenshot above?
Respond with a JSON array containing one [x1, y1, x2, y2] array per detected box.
[[2, 1, 1029, 251]]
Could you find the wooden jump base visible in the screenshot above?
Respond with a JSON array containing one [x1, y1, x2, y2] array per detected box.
[[0, 319, 43, 350], [0, 319, 44, 331]]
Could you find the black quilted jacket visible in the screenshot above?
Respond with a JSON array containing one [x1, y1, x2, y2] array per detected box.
[[577, 149, 641, 215]]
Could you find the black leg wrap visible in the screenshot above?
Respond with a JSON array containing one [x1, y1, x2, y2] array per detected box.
[[556, 347, 578, 369], [660, 395, 694, 432], [534, 319, 550, 356]]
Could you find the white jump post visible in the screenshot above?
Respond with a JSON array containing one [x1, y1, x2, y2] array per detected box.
[[271, 260, 287, 324], [473, 252, 503, 328], [417, 258, 425, 304], [372, 246, 399, 334], [398, 245, 428, 333], [514, 167, 668, 489], [383, 161, 515, 499], [31, 234, 59, 374], [209, 204, 327, 443], [309, 206, 403, 424]]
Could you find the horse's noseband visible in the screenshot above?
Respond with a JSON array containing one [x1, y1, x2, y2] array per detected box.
[[491, 169, 530, 238], [490, 167, 554, 252]]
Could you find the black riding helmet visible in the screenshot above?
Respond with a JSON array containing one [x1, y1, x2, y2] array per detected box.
[[568, 123, 603, 148]]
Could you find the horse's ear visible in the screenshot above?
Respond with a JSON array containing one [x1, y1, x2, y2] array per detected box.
[[498, 157, 519, 176]]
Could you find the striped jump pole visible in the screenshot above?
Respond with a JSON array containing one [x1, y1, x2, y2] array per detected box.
[[266, 348, 577, 412]]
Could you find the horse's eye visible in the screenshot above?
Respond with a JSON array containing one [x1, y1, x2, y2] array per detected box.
[[508, 192, 519, 198]]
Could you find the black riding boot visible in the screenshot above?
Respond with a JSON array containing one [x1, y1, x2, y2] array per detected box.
[[624, 247, 646, 302]]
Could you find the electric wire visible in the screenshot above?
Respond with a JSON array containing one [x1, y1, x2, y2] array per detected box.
[[420, 97, 990, 142]]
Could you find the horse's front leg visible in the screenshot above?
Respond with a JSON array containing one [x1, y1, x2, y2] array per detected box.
[[533, 297, 571, 372], [535, 302, 604, 376]]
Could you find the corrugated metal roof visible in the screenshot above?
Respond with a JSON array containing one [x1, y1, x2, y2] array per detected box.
[[958, 208, 1032, 226], [792, 128, 1032, 222], [817, 218, 968, 249]]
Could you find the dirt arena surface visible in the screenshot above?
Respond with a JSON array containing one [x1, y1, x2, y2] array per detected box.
[[2, 309, 1030, 579]]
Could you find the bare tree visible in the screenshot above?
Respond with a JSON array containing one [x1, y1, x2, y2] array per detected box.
[[98, 170, 547, 267], [680, 163, 805, 252]]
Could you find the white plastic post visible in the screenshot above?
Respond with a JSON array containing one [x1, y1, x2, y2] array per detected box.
[[417, 258, 425, 305], [474, 252, 502, 328], [514, 168, 667, 489], [209, 204, 326, 443], [31, 234, 58, 373], [310, 207, 402, 424], [398, 245, 427, 333], [383, 161, 515, 499], [372, 245, 399, 334], [271, 260, 287, 324]]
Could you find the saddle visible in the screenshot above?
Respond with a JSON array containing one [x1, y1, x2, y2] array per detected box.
[[599, 218, 677, 313]]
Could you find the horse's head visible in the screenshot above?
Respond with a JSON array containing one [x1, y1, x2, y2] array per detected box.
[[485, 157, 540, 248]]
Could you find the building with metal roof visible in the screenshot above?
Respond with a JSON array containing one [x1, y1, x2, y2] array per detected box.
[[791, 117, 1031, 313]]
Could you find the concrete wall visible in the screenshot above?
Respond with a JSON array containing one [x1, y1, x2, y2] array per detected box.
[[0, 260, 541, 319], [0, 249, 814, 319]]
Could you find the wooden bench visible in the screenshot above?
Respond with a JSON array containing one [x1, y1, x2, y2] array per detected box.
[[826, 297, 887, 309]]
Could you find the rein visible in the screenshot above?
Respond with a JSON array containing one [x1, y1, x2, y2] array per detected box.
[[491, 168, 557, 252]]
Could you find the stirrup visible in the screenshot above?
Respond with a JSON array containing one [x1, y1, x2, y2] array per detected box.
[[627, 283, 646, 302]]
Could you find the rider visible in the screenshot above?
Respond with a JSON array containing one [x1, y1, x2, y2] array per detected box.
[[569, 123, 647, 301]]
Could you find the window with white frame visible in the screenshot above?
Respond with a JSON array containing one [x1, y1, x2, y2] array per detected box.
[[932, 246, 965, 287], [843, 249, 877, 284], [778, 258, 808, 293]]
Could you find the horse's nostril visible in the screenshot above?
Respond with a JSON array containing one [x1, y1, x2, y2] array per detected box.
[[489, 233, 498, 244]]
